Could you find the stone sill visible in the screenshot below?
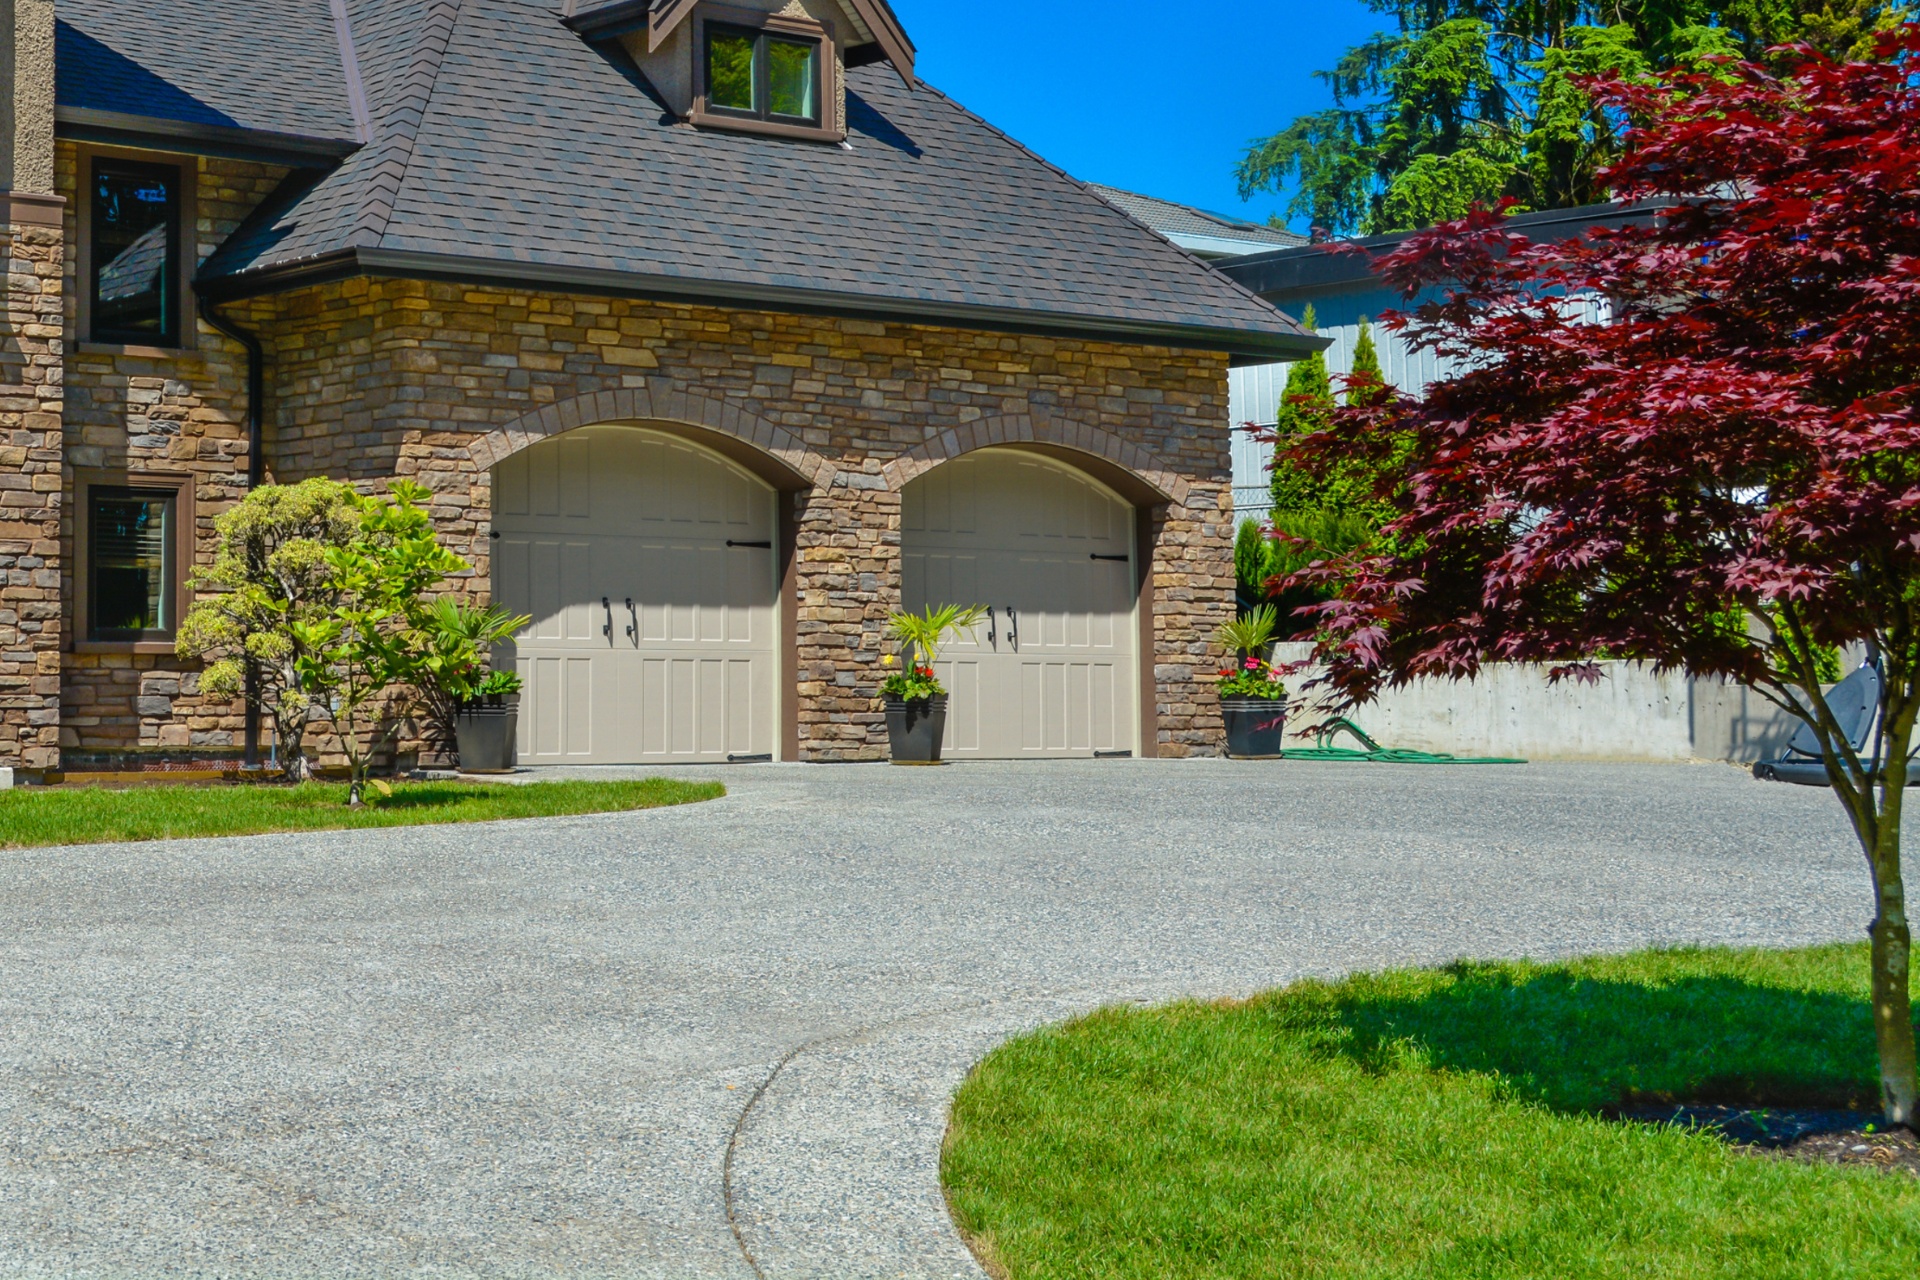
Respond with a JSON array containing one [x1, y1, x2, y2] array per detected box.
[[72, 639, 180, 656], [76, 342, 195, 359]]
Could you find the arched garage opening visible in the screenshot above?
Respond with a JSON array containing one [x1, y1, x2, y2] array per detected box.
[[492, 424, 788, 765], [902, 448, 1142, 759]]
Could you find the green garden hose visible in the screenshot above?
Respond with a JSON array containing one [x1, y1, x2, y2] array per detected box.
[[1282, 718, 1527, 765]]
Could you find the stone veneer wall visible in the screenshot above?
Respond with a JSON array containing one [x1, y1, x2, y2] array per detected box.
[[247, 279, 1237, 759], [20, 147, 1237, 765], [0, 209, 63, 770], [55, 145, 285, 761]]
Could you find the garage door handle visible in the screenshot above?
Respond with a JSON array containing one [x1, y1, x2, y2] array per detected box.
[[1006, 606, 1019, 651], [602, 597, 613, 642], [625, 598, 638, 644], [986, 606, 997, 649]]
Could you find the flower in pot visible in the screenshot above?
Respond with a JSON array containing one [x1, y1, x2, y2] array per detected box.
[[881, 603, 987, 764], [411, 598, 532, 773], [1215, 604, 1288, 759]]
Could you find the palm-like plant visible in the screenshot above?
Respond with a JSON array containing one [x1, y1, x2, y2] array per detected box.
[[1216, 604, 1280, 664], [889, 602, 989, 667], [411, 597, 532, 753]]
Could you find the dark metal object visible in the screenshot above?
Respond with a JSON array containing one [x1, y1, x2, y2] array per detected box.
[[1006, 606, 1019, 652], [1222, 698, 1287, 760], [883, 695, 948, 764], [1090, 553, 1129, 562], [727, 540, 773, 549], [454, 698, 519, 772], [625, 597, 637, 644], [1093, 749, 1133, 759], [602, 597, 613, 640], [727, 753, 774, 764], [986, 606, 997, 649], [197, 296, 267, 766]]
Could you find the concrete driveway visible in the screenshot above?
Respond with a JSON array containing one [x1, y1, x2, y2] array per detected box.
[[0, 760, 1874, 1278]]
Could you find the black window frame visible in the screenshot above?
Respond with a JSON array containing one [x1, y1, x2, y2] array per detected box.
[[87, 156, 184, 348], [703, 21, 823, 128], [84, 483, 180, 643]]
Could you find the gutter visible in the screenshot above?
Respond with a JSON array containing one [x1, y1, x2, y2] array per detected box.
[[196, 247, 1330, 364], [55, 107, 361, 167], [196, 297, 267, 764]]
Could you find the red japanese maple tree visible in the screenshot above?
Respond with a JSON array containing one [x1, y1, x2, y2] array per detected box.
[[1288, 28, 1920, 1124]]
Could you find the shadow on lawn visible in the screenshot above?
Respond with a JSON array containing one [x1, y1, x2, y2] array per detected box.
[[1284, 963, 1900, 1113], [360, 785, 504, 811]]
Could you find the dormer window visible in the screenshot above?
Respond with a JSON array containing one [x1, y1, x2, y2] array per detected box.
[[705, 23, 821, 127], [582, 0, 917, 145], [688, 6, 842, 142]]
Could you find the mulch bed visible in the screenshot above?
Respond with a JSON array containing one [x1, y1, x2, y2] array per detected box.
[[1621, 1105, 1920, 1177]]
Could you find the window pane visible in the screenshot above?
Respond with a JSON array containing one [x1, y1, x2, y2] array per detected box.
[[708, 30, 757, 112], [768, 38, 818, 121], [91, 164, 176, 343], [90, 489, 172, 636]]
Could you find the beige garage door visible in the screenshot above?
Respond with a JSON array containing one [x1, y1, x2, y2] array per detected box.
[[493, 425, 779, 765], [902, 450, 1138, 759]]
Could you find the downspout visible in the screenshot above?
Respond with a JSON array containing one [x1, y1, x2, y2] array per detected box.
[[197, 297, 266, 765]]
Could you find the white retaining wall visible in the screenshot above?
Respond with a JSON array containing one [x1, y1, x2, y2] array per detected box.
[[1271, 645, 1807, 763]]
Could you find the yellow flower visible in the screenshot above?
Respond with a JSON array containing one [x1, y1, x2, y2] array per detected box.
[[882, 654, 898, 667]]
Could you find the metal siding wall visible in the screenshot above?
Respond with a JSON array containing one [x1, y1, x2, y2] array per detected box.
[[1229, 286, 1608, 516]]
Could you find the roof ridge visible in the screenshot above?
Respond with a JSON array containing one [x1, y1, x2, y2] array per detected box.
[[346, 0, 464, 250], [910, 78, 1311, 342], [329, 0, 373, 143]]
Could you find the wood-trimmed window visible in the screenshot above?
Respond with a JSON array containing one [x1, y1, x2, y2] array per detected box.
[[691, 6, 842, 143], [73, 470, 194, 654], [74, 144, 198, 353], [86, 156, 184, 347]]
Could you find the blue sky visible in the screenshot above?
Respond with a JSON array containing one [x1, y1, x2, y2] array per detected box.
[[889, 0, 1381, 234]]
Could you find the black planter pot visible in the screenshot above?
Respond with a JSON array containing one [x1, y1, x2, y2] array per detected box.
[[1222, 698, 1287, 760], [454, 696, 519, 773], [884, 695, 949, 764]]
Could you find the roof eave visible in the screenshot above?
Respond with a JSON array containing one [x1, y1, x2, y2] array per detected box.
[[194, 247, 1327, 364], [55, 106, 360, 166]]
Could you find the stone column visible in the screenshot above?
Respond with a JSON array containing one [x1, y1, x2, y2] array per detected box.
[[0, 0, 64, 773], [793, 472, 901, 761]]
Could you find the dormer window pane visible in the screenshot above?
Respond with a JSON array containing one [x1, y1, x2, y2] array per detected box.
[[768, 38, 818, 122], [704, 23, 822, 129], [708, 30, 757, 112]]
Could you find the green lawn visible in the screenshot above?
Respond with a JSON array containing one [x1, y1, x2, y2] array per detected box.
[[943, 945, 1920, 1280], [0, 778, 724, 849]]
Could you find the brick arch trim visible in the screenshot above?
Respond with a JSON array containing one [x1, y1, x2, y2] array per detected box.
[[880, 415, 1190, 507], [466, 381, 833, 486]]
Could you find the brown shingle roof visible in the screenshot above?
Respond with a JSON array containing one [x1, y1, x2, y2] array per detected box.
[[62, 0, 1319, 361]]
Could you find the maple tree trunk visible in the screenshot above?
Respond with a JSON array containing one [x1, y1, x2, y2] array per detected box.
[[1856, 682, 1918, 1128], [1868, 855, 1916, 1127]]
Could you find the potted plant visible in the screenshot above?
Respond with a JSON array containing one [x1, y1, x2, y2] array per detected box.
[[881, 603, 987, 764], [1216, 604, 1288, 759], [411, 597, 531, 773]]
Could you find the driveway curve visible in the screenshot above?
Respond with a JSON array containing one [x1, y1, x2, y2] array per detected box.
[[0, 761, 1875, 1277]]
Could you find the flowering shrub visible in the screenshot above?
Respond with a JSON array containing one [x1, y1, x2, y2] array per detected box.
[[882, 654, 945, 701], [1218, 656, 1287, 701]]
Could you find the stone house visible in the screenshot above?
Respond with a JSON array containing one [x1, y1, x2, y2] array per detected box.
[[0, 0, 1319, 776]]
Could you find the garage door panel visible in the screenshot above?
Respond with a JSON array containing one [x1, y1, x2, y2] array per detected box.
[[904, 451, 1137, 759], [937, 660, 981, 752], [498, 426, 777, 765]]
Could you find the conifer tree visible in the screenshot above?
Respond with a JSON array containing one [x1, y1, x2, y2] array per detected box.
[[1271, 305, 1336, 514], [1347, 319, 1387, 406]]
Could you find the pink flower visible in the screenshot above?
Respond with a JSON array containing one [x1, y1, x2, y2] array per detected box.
[[1245, 658, 1261, 670]]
